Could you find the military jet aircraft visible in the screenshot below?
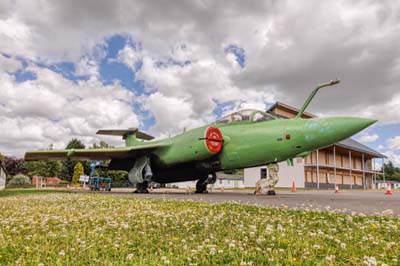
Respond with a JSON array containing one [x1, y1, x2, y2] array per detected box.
[[25, 80, 376, 193]]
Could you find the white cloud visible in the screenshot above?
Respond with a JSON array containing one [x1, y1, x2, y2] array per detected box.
[[0, 65, 140, 156], [387, 136, 400, 151], [383, 150, 400, 166], [0, 54, 21, 72], [144, 92, 213, 135], [1, 0, 400, 157], [358, 133, 379, 143]]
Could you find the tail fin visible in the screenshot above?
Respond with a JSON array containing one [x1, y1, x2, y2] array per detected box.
[[97, 128, 154, 146]]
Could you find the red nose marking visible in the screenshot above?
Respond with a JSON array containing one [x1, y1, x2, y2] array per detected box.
[[205, 127, 223, 153], [286, 134, 291, 140]]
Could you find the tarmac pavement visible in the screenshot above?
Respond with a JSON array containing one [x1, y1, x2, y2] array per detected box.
[[95, 188, 400, 216]]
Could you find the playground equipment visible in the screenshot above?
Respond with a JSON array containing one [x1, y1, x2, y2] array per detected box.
[[90, 176, 112, 191], [89, 161, 112, 191]]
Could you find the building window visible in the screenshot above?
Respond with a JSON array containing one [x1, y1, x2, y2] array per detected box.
[[260, 168, 267, 179]]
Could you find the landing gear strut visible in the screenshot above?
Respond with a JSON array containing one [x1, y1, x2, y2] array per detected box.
[[195, 173, 216, 193]]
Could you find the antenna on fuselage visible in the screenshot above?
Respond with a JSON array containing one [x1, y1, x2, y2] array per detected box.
[[295, 79, 340, 119]]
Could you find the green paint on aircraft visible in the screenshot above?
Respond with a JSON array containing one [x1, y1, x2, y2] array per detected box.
[[25, 80, 376, 193]]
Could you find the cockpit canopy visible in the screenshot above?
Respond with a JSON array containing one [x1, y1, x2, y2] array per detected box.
[[216, 109, 276, 124]]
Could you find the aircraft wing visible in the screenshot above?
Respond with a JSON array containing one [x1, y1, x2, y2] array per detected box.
[[24, 143, 168, 161]]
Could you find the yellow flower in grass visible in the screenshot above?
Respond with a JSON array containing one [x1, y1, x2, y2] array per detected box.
[[292, 258, 297, 262], [0, 254, 3, 259], [371, 223, 377, 228]]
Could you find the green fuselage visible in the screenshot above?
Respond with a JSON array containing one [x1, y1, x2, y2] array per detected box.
[[124, 116, 375, 183]]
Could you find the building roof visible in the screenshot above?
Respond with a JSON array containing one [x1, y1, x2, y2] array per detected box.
[[267, 102, 385, 158], [267, 101, 316, 118], [336, 138, 386, 158]]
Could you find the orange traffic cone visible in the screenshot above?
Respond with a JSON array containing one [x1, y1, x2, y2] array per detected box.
[[335, 184, 340, 193], [385, 183, 393, 195], [291, 181, 296, 192], [220, 186, 224, 193]]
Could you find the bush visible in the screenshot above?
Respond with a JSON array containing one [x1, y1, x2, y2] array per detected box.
[[7, 174, 32, 188], [59, 180, 70, 185], [108, 170, 129, 187]]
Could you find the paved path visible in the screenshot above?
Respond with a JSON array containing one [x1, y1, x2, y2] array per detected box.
[[95, 189, 400, 216]]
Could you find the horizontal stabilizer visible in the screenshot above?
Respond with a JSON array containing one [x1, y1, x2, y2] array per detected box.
[[97, 128, 154, 140]]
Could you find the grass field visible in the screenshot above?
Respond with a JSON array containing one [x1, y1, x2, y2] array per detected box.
[[0, 190, 399, 265]]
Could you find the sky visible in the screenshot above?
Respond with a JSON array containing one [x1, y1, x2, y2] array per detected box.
[[0, 0, 399, 165]]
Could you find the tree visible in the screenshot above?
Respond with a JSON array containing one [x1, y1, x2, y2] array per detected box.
[[383, 161, 395, 179], [91, 141, 113, 149], [66, 139, 85, 150], [382, 161, 400, 181], [8, 174, 31, 187], [24, 161, 62, 177], [72, 162, 83, 185], [4, 156, 28, 183], [60, 138, 87, 181]]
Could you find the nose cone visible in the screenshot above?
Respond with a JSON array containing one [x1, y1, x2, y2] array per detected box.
[[303, 117, 376, 147]]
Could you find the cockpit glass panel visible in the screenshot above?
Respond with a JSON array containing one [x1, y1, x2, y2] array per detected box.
[[252, 111, 275, 123], [216, 109, 275, 124]]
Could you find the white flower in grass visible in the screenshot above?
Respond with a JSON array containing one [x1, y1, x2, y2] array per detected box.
[[386, 242, 395, 248], [58, 250, 65, 256], [126, 253, 133, 260], [363, 256, 377, 266], [326, 255, 335, 262]]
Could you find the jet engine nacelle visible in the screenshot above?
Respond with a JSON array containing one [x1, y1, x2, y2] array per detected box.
[[155, 126, 223, 166]]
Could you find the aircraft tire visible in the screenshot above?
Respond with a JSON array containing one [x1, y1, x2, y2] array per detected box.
[[134, 181, 149, 193], [195, 178, 208, 193]]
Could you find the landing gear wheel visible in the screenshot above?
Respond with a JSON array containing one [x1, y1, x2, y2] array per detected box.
[[134, 181, 149, 193], [267, 190, 276, 196], [195, 178, 208, 194]]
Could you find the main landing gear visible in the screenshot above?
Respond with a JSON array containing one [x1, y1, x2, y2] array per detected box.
[[195, 173, 217, 194], [134, 181, 149, 193], [129, 156, 152, 194]]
